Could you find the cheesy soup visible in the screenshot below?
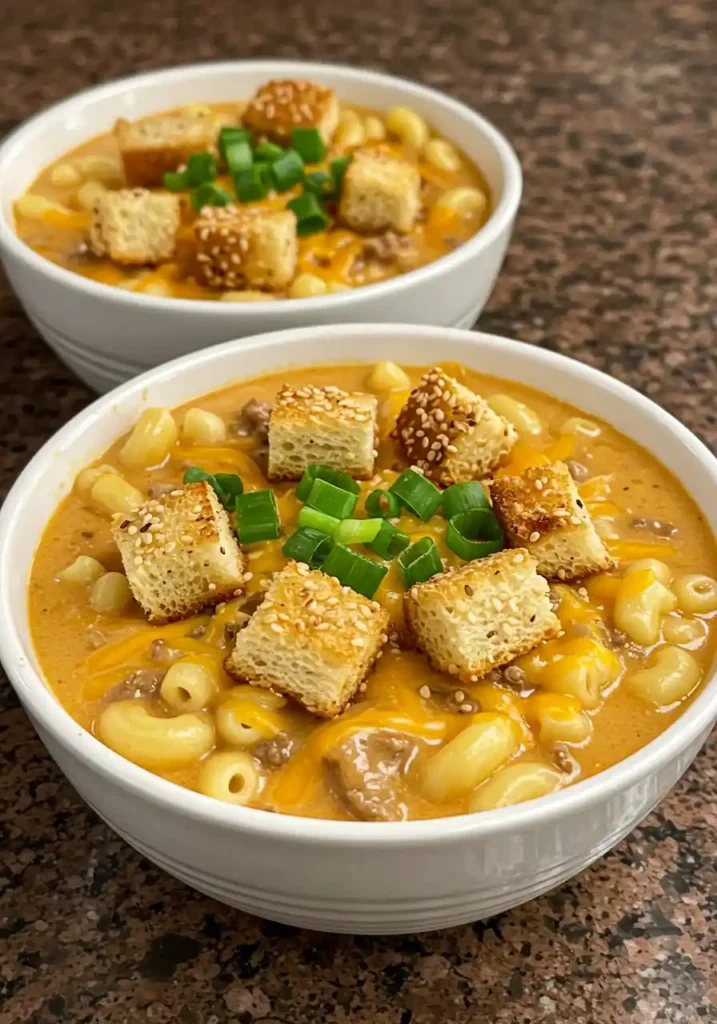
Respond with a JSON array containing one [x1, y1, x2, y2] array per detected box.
[[29, 361, 717, 821], [13, 78, 491, 301]]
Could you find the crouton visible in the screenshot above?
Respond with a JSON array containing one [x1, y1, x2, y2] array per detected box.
[[111, 482, 246, 624], [89, 188, 180, 265], [268, 383, 378, 481], [226, 562, 389, 717], [339, 149, 421, 233], [404, 549, 561, 683], [394, 367, 517, 485], [192, 205, 297, 291], [114, 109, 222, 188], [243, 79, 339, 144], [490, 462, 615, 582]]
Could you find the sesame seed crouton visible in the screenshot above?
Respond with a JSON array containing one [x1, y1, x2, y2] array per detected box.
[[339, 149, 421, 234], [112, 482, 246, 625], [89, 188, 180, 265], [394, 367, 517, 485], [268, 384, 378, 481], [489, 462, 615, 582], [114, 109, 223, 188], [192, 205, 297, 291], [226, 562, 390, 717], [243, 79, 339, 144], [404, 549, 561, 683]]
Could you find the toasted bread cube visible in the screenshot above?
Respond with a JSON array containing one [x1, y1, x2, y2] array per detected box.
[[404, 549, 561, 683], [339, 150, 421, 233], [114, 109, 222, 187], [395, 367, 517, 485], [490, 462, 615, 582], [112, 482, 246, 624], [268, 384, 378, 481], [192, 206, 297, 291], [243, 79, 339, 144], [226, 562, 390, 717], [89, 188, 180, 265]]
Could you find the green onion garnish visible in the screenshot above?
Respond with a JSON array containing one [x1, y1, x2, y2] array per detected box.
[[330, 155, 351, 191], [389, 469, 443, 522], [296, 464, 360, 503], [442, 481, 491, 520], [235, 165, 271, 202], [219, 126, 252, 160], [271, 149, 304, 191], [282, 526, 333, 568], [446, 509, 504, 561], [185, 152, 217, 186], [163, 170, 188, 191], [191, 182, 233, 210], [303, 170, 334, 197], [298, 506, 341, 536], [183, 466, 235, 509], [225, 139, 253, 176], [213, 473, 244, 501], [287, 193, 330, 236], [398, 537, 443, 589], [306, 478, 358, 519], [335, 519, 383, 545], [365, 489, 401, 519], [321, 543, 388, 599], [369, 521, 411, 559], [254, 140, 285, 162], [235, 489, 280, 545], [291, 127, 326, 163]]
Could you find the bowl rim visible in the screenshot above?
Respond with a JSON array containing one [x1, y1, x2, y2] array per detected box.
[[1, 323, 715, 846], [0, 58, 522, 314]]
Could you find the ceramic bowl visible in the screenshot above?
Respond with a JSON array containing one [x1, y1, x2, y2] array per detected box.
[[0, 61, 521, 393], [1, 324, 715, 934]]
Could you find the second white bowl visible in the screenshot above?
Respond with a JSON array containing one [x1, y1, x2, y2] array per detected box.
[[0, 60, 522, 392]]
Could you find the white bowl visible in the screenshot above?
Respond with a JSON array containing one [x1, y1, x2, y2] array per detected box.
[[0, 60, 522, 394], [1, 324, 715, 935]]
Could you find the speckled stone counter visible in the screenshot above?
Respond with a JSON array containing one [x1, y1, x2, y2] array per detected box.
[[1, 1, 716, 1021]]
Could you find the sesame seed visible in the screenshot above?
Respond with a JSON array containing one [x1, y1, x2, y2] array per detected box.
[[270, 623, 284, 633], [127, 525, 138, 535], [351, 638, 365, 647], [454, 690, 465, 703], [529, 531, 541, 542], [459, 703, 474, 714], [208, 583, 217, 591], [419, 685, 431, 699]]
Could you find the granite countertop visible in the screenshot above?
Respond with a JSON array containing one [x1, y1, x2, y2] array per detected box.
[[1, 0, 716, 1021]]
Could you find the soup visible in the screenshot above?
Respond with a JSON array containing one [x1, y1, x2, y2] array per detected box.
[[29, 360, 717, 821], [13, 79, 491, 301]]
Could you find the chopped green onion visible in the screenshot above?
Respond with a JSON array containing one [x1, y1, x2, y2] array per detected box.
[[235, 165, 271, 202], [296, 464, 360, 503], [335, 519, 383, 545], [271, 149, 304, 191], [282, 527, 333, 568], [191, 182, 233, 210], [369, 521, 411, 559], [291, 127, 326, 163], [219, 127, 251, 160], [303, 170, 334, 197], [321, 543, 388, 599], [389, 469, 443, 521], [298, 506, 340, 536], [330, 155, 351, 191], [254, 140, 285, 162], [235, 489, 280, 545], [185, 152, 217, 186], [442, 481, 491, 520], [398, 537, 443, 589], [163, 170, 188, 191], [225, 139, 253, 176], [183, 466, 238, 509], [446, 509, 504, 561], [213, 473, 244, 500], [306, 478, 358, 519], [365, 488, 401, 519], [287, 192, 330, 236]]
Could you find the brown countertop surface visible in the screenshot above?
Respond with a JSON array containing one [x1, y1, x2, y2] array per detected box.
[[1, 1, 716, 1021]]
